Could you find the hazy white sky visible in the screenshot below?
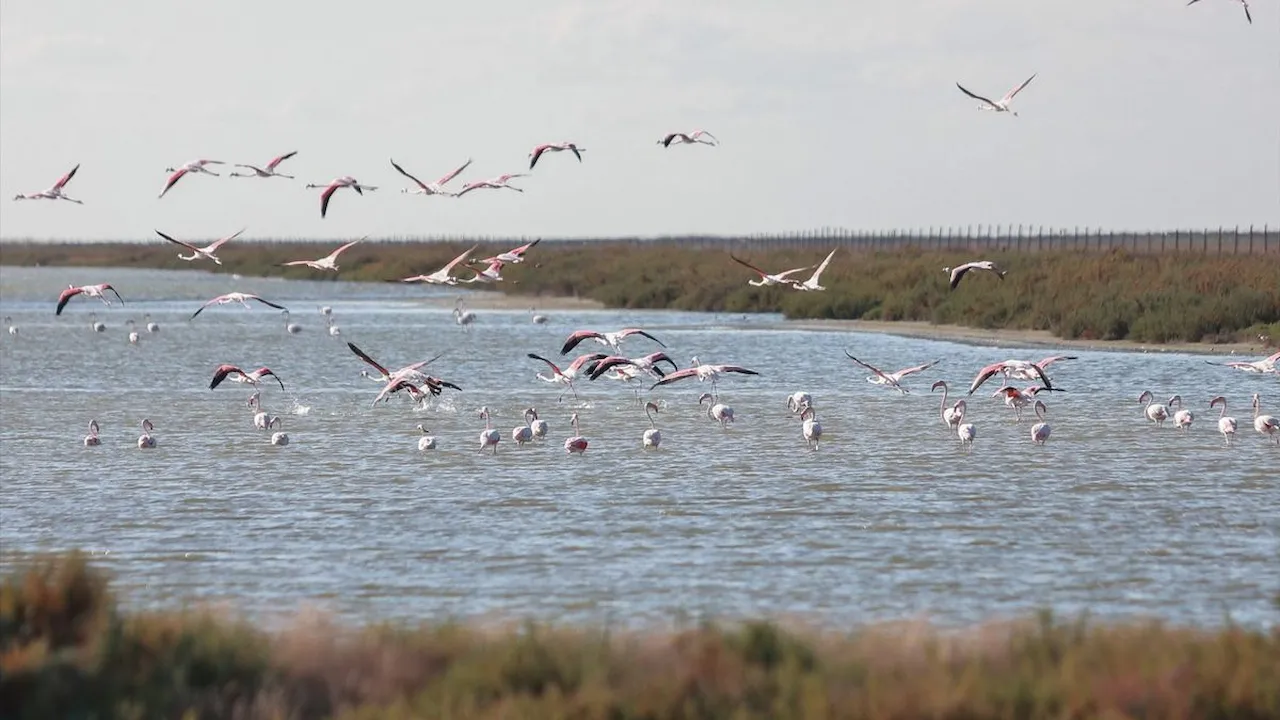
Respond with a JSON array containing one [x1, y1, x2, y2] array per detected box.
[[0, 1, 1276, 241]]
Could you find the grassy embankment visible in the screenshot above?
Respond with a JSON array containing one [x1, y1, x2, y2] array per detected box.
[[2, 553, 1279, 719], [3, 240, 1279, 345]]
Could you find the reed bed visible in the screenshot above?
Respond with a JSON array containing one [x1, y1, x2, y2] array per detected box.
[[3, 240, 1278, 345], [2, 552, 1278, 719]]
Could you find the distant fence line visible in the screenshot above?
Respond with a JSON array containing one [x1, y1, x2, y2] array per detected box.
[[5, 225, 1278, 255]]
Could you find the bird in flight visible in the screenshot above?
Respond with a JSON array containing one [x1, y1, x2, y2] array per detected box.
[[14, 164, 83, 204], [390, 157, 472, 197], [955, 74, 1037, 116], [658, 130, 719, 147], [944, 261, 1006, 290], [1187, 0, 1251, 24], [279, 238, 365, 272], [529, 142, 585, 170], [228, 151, 298, 178], [155, 228, 245, 265], [159, 159, 224, 198]]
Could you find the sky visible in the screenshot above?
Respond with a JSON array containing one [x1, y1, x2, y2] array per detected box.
[[0, 0, 1277, 242]]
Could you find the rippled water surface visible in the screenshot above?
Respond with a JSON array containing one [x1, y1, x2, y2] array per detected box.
[[1, 265, 1277, 629]]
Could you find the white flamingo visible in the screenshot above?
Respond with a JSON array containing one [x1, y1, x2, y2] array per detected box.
[[786, 391, 812, 415], [587, 352, 678, 382], [790, 248, 838, 292], [513, 410, 535, 446], [564, 412, 589, 454], [155, 228, 245, 265], [190, 292, 288, 320], [1252, 394, 1279, 443], [1003, 355, 1078, 382], [229, 150, 298, 178], [478, 406, 501, 454], [528, 352, 608, 401], [283, 310, 301, 334], [658, 130, 719, 147], [846, 353, 941, 394], [524, 408, 549, 440], [390, 157, 472, 196], [653, 357, 759, 401], [1205, 351, 1280, 375], [483, 239, 541, 265], [954, 403, 976, 447], [454, 173, 528, 197], [1138, 391, 1170, 427], [800, 403, 823, 450], [210, 364, 285, 391], [1209, 396, 1237, 446], [729, 254, 814, 287], [945, 260, 1007, 290], [529, 141, 585, 169], [5, 316, 16, 336], [1168, 395, 1194, 432], [145, 314, 159, 333], [304, 176, 377, 218], [560, 328, 666, 355], [247, 393, 278, 430], [14, 164, 83, 203], [400, 245, 479, 285], [89, 312, 105, 332], [931, 381, 963, 430], [137, 418, 156, 449], [159, 159, 224, 198], [699, 392, 734, 428], [955, 74, 1037, 116], [967, 360, 1056, 395], [462, 259, 506, 284], [1030, 401, 1051, 445], [280, 238, 365, 272], [642, 402, 662, 449], [453, 303, 477, 331], [83, 419, 101, 447], [125, 319, 140, 345], [415, 424, 438, 451], [56, 284, 125, 316], [270, 418, 289, 446]]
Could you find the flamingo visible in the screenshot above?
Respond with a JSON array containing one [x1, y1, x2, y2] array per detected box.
[[526, 408, 549, 439], [698, 392, 734, 428], [159, 159, 224, 198], [967, 360, 1055, 395], [560, 328, 666, 355], [370, 378, 429, 407], [304, 176, 377, 218], [992, 385, 1053, 422], [190, 292, 287, 320], [247, 393, 278, 430], [145, 314, 159, 333], [1252, 394, 1280, 443], [799, 403, 823, 450], [1138, 390, 1170, 427], [1204, 351, 1280, 375], [415, 425, 438, 451], [326, 318, 341, 336], [931, 381, 964, 430], [563, 412, 589, 454], [529, 141, 585, 169], [155, 228, 245, 265], [787, 391, 813, 415], [658, 130, 719, 147], [453, 304, 477, 331], [513, 410, 535, 446], [527, 352, 607, 401], [137, 419, 156, 449], [125, 319, 140, 345], [210, 364, 286, 391], [945, 261, 1007, 290], [845, 353, 941, 394], [462, 259, 506, 284], [270, 424, 290, 446], [954, 403, 976, 447], [56, 284, 125, 315], [229, 151, 298, 178], [5, 317, 16, 336], [1168, 395, 1194, 431], [89, 312, 105, 332], [1004, 355, 1078, 382], [587, 352, 678, 381], [14, 164, 83, 203], [454, 173, 528, 197], [400, 245, 479, 285], [531, 309, 549, 325], [1030, 401, 1051, 445], [482, 239, 541, 265], [390, 157, 472, 196], [642, 402, 662, 449], [1187, 0, 1252, 24], [790, 248, 838, 292], [955, 74, 1037, 116], [729, 254, 814, 287], [83, 420, 101, 447], [1209, 396, 1237, 445], [283, 310, 301, 334], [478, 407, 501, 454], [346, 341, 442, 386], [280, 238, 365, 272], [651, 357, 759, 400]]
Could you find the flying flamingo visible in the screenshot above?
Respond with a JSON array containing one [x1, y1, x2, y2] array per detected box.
[[1003, 355, 1079, 382], [513, 410, 535, 446], [992, 385, 1055, 422], [155, 228, 245, 265], [527, 352, 608, 401], [642, 402, 662, 449], [955, 74, 1037, 116], [190, 292, 287, 320], [658, 130, 719, 147], [390, 157, 472, 196], [931, 381, 964, 430], [1252, 394, 1279, 443], [1138, 391, 1170, 427], [370, 378, 429, 407], [945, 261, 1007, 290], [698, 392, 734, 428], [400, 245, 479, 285], [560, 328, 666, 355], [415, 425, 438, 451], [1168, 395, 1194, 431], [1030, 401, 1051, 445], [159, 159, 224, 198], [137, 419, 156, 449], [790, 248, 838, 292], [1187, 0, 1252, 24], [527, 408, 549, 440], [56, 284, 125, 315], [14, 164, 83, 203], [652, 357, 760, 400], [787, 391, 813, 415], [1209, 396, 1237, 445], [461, 259, 506, 284], [729, 254, 814, 287], [478, 407, 501, 454], [845, 353, 941, 394], [529, 141, 585, 169], [304, 176, 377, 218], [346, 341, 442, 386], [229, 151, 298, 178], [967, 360, 1055, 395], [800, 403, 823, 450], [279, 238, 365, 272], [1204, 351, 1280, 375], [83, 420, 101, 447], [482, 238, 541, 265], [563, 412, 588, 454], [454, 174, 528, 197], [210, 364, 286, 391], [587, 352, 678, 381]]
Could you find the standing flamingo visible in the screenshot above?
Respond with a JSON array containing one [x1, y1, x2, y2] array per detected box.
[[415, 425, 438, 451], [931, 381, 964, 430], [564, 412, 589, 454], [5, 317, 16, 336], [1030, 401, 1051, 445], [527, 408, 549, 440], [1138, 391, 1170, 427], [83, 420, 101, 446], [642, 402, 662, 449], [1209, 396, 1237, 446], [1252, 394, 1280, 443], [953, 401, 975, 447], [1168, 395, 1194, 432], [137, 419, 156, 449], [800, 403, 823, 450], [478, 406, 501, 454], [698, 392, 734, 428], [513, 410, 535, 446]]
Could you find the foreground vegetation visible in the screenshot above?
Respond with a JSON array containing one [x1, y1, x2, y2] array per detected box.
[[3, 553, 1279, 719], [3, 240, 1279, 344]]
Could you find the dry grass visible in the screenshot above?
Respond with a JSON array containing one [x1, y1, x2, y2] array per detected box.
[[2, 552, 1278, 719], [2, 240, 1278, 344]]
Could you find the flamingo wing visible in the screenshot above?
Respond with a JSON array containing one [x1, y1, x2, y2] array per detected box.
[[53, 164, 80, 190], [247, 295, 288, 312], [845, 351, 902, 390], [967, 362, 1007, 395], [441, 244, 479, 274], [390, 159, 431, 191], [327, 237, 364, 261], [509, 237, 540, 256], [1034, 355, 1078, 369], [55, 286, 84, 315], [529, 145, 548, 170], [209, 364, 244, 390], [587, 356, 634, 381], [955, 83, 1000, 109], [206, 228, 246, 252], [729, 253, 771, 278], [617, 328, 667, 348], [560, 330, 603, 355], [693, 130, 719, 144], [346, 342, 391, 377], [527, 352, 565, 377], [775, 265, 815, 280], [892, 358, 942, 378], [718, 365, 760, 376], [319, 182, 340, 218], [661, 133, 685, 147], [649, 367, 700, 390], [158, 167, 189, 198], [436, 158, 473, 186], [1002, 73, 1037, 103], [155, 230, 202, 254], [266, 151, 297, 170], [101, 285, 125, 306], [257, 368, 286, 391]]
